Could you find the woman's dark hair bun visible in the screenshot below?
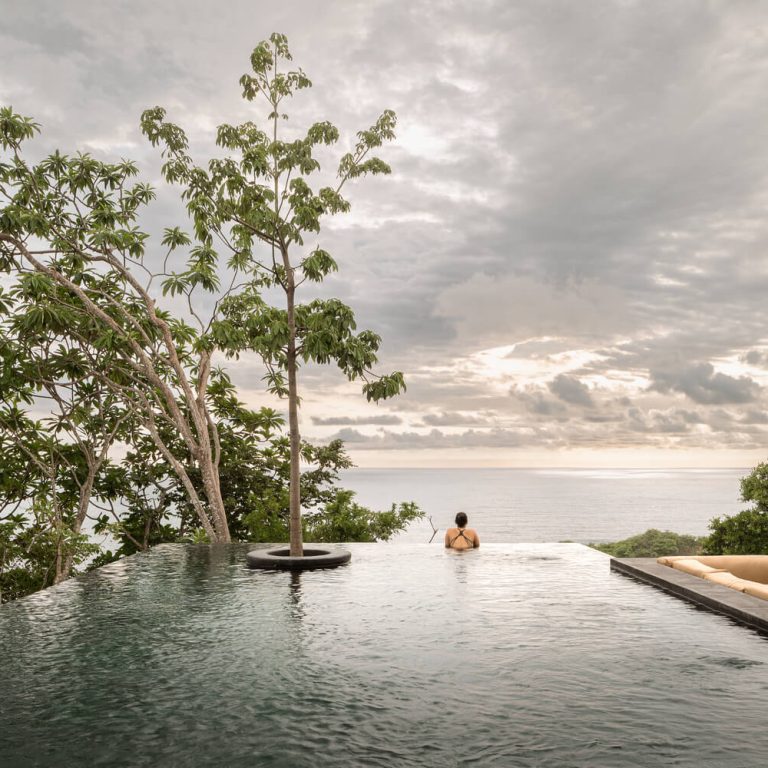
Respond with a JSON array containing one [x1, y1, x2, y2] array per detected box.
[[455, 512, 468, 527]]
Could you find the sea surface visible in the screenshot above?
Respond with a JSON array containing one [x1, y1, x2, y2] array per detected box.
[[338, 467, 747, 544]]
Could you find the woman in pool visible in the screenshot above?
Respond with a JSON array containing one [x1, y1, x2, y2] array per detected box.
[[445, 512, 480, 550]]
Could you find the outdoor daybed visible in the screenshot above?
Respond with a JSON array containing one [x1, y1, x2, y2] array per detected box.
[[657, 555, 768, 601]]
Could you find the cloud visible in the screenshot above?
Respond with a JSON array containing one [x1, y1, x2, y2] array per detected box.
[[324, 427, 543, 450], [318, 403, 768, 452], [742, 350, 768, 368], [311, 415, 402, 426], [548, 374, 594, 407], [6, 1, 768, 462], [740, 410, 768, 425], [432, 273, 633, 349], [650, 363, 760, 405], [420, 412, 492, 426], [512, 389, 568, 418]]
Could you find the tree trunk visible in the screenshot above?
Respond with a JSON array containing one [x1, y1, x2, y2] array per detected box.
[[60, 463, 97, 580], [192, 351, 230, 542], [198, 450, 230, 542], [285, 275, 303, 557], [53, 491, 65, 586]]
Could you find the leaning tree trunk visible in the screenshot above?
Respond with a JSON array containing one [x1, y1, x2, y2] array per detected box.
[[60, 463, 97, 580], [0, 235, 232, 543], [50, 468, 66, 586]]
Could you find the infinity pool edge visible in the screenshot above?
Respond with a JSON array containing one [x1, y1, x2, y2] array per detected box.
[[611, 557, 768, 635]]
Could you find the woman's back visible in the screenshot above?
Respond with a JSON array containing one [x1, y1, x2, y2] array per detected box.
[[445, 526, 479, 550]]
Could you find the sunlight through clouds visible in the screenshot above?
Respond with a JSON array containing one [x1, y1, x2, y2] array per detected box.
[[6, 0, 768, 466]]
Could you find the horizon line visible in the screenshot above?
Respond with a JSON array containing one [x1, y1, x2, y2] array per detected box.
[[340, 466, 751, 471]]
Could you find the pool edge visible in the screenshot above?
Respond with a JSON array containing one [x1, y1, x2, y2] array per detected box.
[[610, 557, 768, 635]]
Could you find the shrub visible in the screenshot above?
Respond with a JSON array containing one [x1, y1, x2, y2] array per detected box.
[[704, 462, 768, 555], [704, 509, 768, 555], [304, 491, 423, 543], [703, 463, 768, 555], [590, 529, 705, 558]]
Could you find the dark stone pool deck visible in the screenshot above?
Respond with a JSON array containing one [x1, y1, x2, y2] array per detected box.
[[611, 557, 768, 635]]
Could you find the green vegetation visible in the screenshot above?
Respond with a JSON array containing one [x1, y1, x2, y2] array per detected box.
[[703, 461, 768, 555], [0, 513, 98, 603], [590, 529, 706, 558], [142, 33, 404, 555], [304, 491, 422, 544], [0, 34, 420, 603]]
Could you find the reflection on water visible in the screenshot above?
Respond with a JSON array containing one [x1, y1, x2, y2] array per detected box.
[[445, 546, 480, 585], [2, 543, 768, 767], [288, 571, 305, 622]]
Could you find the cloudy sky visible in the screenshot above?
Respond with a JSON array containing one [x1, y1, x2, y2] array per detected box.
[[3, 0, 768, 467]]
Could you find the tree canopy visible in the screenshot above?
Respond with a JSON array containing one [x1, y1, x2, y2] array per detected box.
[[704, 462, 768, 555], [139, 32, 406, 554], [0, 34, 420, 602]]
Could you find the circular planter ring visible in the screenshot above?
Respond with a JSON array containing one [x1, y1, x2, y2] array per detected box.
[[246, 547, 351, 571]]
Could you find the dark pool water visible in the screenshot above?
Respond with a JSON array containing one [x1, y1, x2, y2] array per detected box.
[[2, 543, 768, 767]]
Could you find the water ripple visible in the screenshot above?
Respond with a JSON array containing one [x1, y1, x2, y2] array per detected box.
[[2, 542, 768, 767]]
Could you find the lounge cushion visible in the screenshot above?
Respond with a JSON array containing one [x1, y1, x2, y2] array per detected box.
[[656, 556, 689, 566], [702, 572, 750, 591], [743, 581, 768, 601], [670, 559, 726, 578], [685, 556, 768, 583], [656, 555, 768, 601]]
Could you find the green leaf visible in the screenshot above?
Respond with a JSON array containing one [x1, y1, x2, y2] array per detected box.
[[161, 227, 192, 249], [161, 273, 189, 296], [300, 248, 338, 282]]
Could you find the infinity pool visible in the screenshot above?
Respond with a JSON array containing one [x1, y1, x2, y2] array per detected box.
[[2, 543, 768, 767]]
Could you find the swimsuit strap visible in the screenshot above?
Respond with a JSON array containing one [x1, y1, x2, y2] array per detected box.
[[449, 528, 473, 546]]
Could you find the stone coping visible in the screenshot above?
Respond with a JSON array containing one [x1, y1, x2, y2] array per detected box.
[[610, 557, 768, 635]]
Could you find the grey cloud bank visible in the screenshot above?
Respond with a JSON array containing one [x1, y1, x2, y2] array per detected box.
[[3, 0, 768, 465]]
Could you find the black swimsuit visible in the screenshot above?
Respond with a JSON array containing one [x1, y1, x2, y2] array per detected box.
[[449, 528, 474, 547]]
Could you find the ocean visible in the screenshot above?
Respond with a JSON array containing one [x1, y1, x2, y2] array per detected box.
[[338, 468, 748, 544]]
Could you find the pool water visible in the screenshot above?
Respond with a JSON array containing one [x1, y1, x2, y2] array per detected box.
[[2, 543, 768, 767]]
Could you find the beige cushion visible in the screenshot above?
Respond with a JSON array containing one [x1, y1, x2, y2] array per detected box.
[[671, 559, 726, 578], [657, 556, 689, 566], [687, 556, 768, 583], [743, 581, 768, 601], [702, 572, 750, 591], [655, 554, 768, 599]]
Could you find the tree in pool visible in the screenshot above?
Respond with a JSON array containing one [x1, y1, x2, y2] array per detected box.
[[141, 33, 405, 556]]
